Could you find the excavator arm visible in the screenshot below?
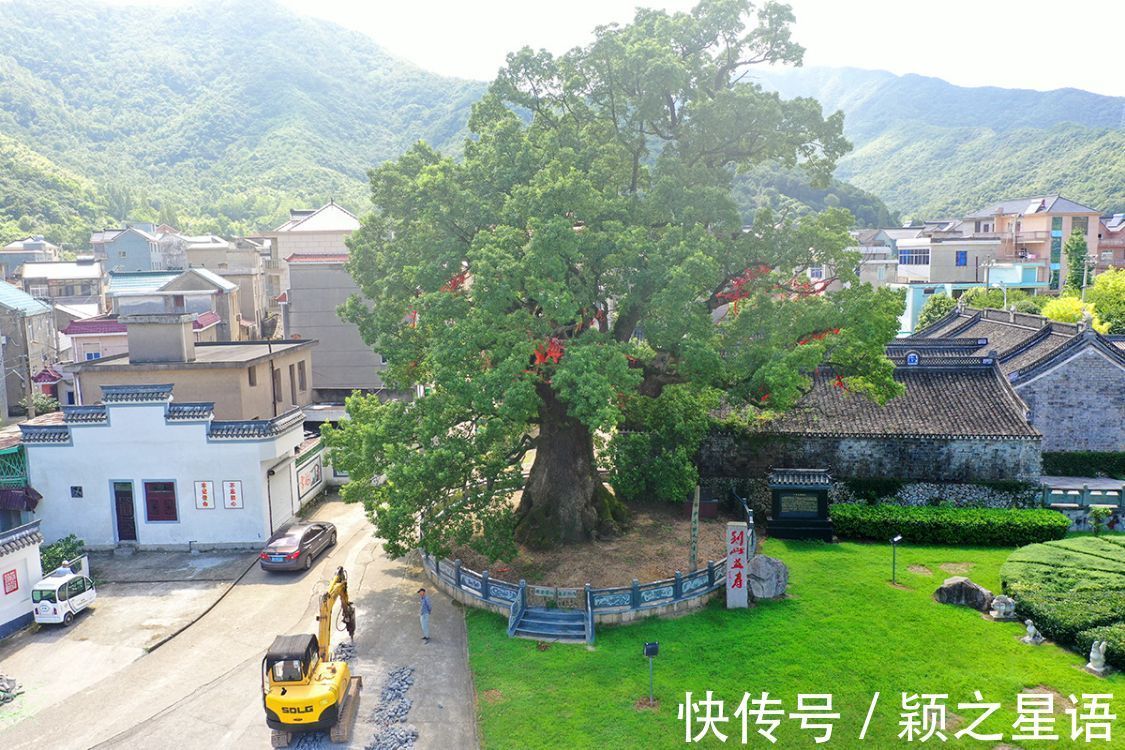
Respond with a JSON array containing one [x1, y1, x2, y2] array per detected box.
[[317, 566, 356, 661]]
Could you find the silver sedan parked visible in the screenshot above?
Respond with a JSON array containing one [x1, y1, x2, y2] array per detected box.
[[258, 522, 337, 572]]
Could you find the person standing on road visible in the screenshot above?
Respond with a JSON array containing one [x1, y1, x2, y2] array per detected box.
[[418, 587, 431, 643]]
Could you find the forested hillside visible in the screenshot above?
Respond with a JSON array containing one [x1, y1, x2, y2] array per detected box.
[[0, 0, 895, 247], [4, 1, 1117, 246], [755, 67, 1125, 217], [0, 0, 484, 244]]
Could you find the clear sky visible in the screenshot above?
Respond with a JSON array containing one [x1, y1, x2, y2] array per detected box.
[[103, 0, 1124, 96]]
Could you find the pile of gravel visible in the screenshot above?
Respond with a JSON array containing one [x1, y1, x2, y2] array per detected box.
[[331, 641, 357, 662], [0, 674, 22, 705], [366, 666, 418, 750]]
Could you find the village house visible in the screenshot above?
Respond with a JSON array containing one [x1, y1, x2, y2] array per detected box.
[[183, 235, 267, 338], [1, 282, 58, 418], [962, 195, 1101, 291], [265, 203, 394, 400], [14, 259, 106, 317], [65, 313, 315, 420], [91, 224, 163, 272], [261, 202, 360, 313], [910, 306, 1125, 452], [1097, 214, 1125, 272], [0, 236, 60, 279], [19, 384, 325, 549]]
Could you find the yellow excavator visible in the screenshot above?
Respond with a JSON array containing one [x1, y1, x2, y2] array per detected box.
[[262, 566, 362, 748]]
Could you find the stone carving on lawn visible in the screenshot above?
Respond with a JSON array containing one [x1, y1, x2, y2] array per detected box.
[[933, 576, 994, 612], [988, 594, 1017, 621], [1086, 640, 1110, 676], [1021, 620, 1045, 645]]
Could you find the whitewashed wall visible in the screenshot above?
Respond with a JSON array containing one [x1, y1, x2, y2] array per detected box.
[[0, 532, 43, 638], [26, 404, 302, 549]]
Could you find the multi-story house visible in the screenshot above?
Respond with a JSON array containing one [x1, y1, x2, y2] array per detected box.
[[963, 195, 1101, 290], [260, 202, 361, 313], [0, 236, 60, 279], [0, 282, 58, 417], [67, 313, 315, 420], [91, 224, 162, 273], [15, 259, 106, 317], [1097, 214, 1125, 272], [184, 235, 267, 338]]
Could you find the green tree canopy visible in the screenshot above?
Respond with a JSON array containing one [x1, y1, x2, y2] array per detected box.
[[1064, 230, 1090, 292], [1085, 268, 1125, 334], [1041, 296, 1109, 333], [325, 0, 903, 559], [916, 293, 957, 331]]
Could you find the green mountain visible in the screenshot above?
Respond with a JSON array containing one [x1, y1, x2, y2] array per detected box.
[[0, 0, 485, 244], [0, 0, 897, 246], [754, 66, 1125, 217]]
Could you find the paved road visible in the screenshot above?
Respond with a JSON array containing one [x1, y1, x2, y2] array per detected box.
[[0, 500, 478, 750]]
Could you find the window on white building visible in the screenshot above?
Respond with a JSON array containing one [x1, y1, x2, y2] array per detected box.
[[899, 248, 930, 266]]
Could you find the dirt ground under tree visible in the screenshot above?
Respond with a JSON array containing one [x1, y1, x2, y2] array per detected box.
[[451, 501, 742, 587]]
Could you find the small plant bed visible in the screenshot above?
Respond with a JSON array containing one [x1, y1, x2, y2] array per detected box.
[[449, 502, 732, 587], [1001, 535, 1125, 669], [831, 503, 1070, 546], [468, 540, 1122, 749]]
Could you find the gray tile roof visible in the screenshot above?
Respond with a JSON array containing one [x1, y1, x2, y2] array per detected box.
[[769, 468, 832, 488], [0, 520, 43, 558], [62, 405, 109, 424], [207, 409, 304, 440], [766, 365, 1038, 439], [100, 384, 175, 403], [165, 403, 214, 421]]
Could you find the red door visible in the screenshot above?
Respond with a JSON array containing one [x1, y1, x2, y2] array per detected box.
[[113, 482, 137, 542]]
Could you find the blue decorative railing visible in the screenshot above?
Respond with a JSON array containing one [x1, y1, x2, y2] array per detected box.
[[507, 580, 527, 637], [421, 551, 726, 630]]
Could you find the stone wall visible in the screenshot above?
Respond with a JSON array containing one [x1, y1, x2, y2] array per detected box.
[[1015, 347, 1125, 452], [698, 431, 1042, 484]]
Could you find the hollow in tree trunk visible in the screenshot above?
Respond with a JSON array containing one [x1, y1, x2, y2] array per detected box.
[[515, 385, 628, 547]]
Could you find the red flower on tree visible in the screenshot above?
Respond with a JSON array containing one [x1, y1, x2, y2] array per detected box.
[[533, 337, 565, 366], [441, 270, 468, 293]]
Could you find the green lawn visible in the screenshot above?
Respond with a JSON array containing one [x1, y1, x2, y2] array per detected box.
[[467, 539, 1125, 748]]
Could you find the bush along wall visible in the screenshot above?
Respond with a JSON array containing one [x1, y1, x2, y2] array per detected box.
[[831, 480, 1042, 508], [830, 504, 1071, 546], [1042, 451, 1125, 479]]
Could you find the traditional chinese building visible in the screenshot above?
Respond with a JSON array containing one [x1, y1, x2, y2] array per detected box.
[[20, 384, 325, 549], [910, 307, 1125, 452], [700, 354, 1042, 487]]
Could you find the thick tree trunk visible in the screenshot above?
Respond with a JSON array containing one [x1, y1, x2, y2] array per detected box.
[[515, 386, 628, 548]]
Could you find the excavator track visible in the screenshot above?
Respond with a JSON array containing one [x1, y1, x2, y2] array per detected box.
[[270, 729, 292, 748], [328, 675, 363, 743]]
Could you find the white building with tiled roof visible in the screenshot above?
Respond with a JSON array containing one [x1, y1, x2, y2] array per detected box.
[[20, 385, 325, 549]]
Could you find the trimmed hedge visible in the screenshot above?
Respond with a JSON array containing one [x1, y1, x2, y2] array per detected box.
[[830, 504, 1070, 546], [1001, 536, 1125, 669], [1076, 623, 1125, 671], [1010, 586, 1125, 644], [1042, 451, 1125, 479]]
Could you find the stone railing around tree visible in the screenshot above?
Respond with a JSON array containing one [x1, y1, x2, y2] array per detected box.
[[420, 551, 727, 635]]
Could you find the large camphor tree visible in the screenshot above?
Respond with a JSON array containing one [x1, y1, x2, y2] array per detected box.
[[327, 0, 903, 559]]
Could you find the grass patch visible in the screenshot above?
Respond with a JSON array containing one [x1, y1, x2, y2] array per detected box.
[[467, 539, 1123, 749]]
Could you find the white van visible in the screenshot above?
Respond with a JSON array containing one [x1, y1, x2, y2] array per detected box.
[[32, 568, 97, 626]]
